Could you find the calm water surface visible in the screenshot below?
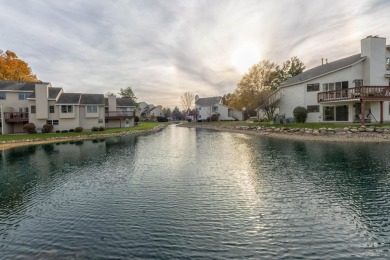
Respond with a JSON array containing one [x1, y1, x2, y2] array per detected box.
[[0, 125, 389, 259]]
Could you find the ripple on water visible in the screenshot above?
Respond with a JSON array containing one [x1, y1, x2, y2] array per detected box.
[[0, 126, 389, 259]]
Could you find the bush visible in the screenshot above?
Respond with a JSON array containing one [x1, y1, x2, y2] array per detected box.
[[293, 106, 308, 123], [135, 116, 140, 123], [99, 126, 105, 131], [42, 124, 53, 133], [75, 127, 83, 133], [23, 123, 36, 134], [91, 126, 99, 132], [56, 130, 61, 133], [61, 130, 69, 133], [69, 129, 75, 132]]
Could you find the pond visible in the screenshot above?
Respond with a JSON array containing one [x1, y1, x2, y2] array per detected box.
[[0, 125, 389, 259]]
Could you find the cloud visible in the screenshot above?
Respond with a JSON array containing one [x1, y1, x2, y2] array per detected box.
[[1, 0, 389, 108]]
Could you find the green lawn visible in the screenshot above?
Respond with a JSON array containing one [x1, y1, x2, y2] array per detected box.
[[183, 121, 390, 129], [0, 122, 163, 142]]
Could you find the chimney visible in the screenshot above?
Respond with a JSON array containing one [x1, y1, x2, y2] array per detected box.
[[321, 58, 324, 65], [326, 59, 328, 64], [361, 36, 387, 85]]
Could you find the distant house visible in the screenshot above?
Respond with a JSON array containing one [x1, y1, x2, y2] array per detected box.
[[265, 36, 390, 125], [140, 103, 164, 121], [0, 81, 135, 134], [195, 95, 243, 121]]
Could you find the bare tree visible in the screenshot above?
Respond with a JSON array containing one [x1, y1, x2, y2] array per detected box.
[[258, 89, 282, 120], [180, 91, 195, 111]]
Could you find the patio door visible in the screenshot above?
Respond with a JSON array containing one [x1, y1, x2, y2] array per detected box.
[[335, 105, 349, 121]]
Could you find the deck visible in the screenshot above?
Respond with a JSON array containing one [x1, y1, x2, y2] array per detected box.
[[318, 86, 390, 103]]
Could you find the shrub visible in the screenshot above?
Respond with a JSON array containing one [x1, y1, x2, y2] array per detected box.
[[75, 127, 83, 133], [23, 123, 36, 134], [135, 116, 140, 123], [99, 126, 105, 131], [42, 124, 54, 133], [293, 106, 308, 123], [56, 130, 61, 133], [61, 130, 69, 133], [69, 129, 75, 132], [91, 126, 99, 132]]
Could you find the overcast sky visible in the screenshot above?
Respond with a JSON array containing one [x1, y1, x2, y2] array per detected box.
[[1, 0, 389, 108]]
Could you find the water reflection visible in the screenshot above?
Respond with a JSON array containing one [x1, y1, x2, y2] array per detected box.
[[0, 126, 389, 259]]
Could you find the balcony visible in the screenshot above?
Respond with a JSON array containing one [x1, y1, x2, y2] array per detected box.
[[105, 111, 134, 119], [3, 112, 29, 123], [318, 86, 390, 103]]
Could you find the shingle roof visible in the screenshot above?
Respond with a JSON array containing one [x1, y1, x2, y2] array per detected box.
[[80, 94, 104, 105], [29, 87, 63, 99], [116, 98, 136, 107], [281, 54, 366, 87], [0, 80, 47, 91], [195, 96, 222, 106], [56, 93, 82, 104]]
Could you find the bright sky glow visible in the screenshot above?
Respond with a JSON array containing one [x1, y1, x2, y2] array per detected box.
[[0, 0, 389, 108]]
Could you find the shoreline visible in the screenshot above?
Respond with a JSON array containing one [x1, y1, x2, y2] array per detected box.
[[182, 124, 390, 143], [0, 124, 167, 151]]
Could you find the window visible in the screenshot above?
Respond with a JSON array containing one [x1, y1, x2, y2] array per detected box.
[[307, 83, 319, 92], [49, 106, 55, 113], [87, 105, 98, 113], [354, 79, 363, 87], [213, 106, 218, 112], [307, 105, 320, 113], [386, 57, 390, 70], [18, 92, 30, 100], [323, 105, 349, 121], [0, 92, 6, 99], [98, 119, 104, 123], [31, 106, 36, 114], [46, 120, 59, 125], [61, 105, 73, 113]]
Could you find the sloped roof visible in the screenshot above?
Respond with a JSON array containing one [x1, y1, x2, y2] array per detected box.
[[0, 80, 47, 91], [80, 94, 104, 105], [281, 54, 366, 87], [195, 96, 222, 106], [116, 98, 136, 107], [29, 87, 63, 99], [56, 93, 81, 104]]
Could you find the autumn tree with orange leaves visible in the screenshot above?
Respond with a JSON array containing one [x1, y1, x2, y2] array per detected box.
[[0, 50, 40, 82]]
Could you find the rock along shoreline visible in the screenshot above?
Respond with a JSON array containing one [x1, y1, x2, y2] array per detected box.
[[0, 124, 167, 151], [182, 124, 390, 143]]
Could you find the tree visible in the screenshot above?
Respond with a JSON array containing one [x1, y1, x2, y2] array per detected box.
[[180, 91, 195, 111], [163, 107, 172, 118], [271, 56, 305, 89], [230, 60, 276, 116], [0, 50, 40, 82], [172, 106, 182, 120], [225, 57, 305, 118], [118, 86, 137, 102]]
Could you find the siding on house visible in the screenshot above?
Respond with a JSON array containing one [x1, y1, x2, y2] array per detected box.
[[275, 36, 390, 124]]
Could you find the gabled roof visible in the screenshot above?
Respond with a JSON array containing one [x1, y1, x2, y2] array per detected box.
[[281, 54, 366, 87], [56, 93, 81, 104], [104, 97, 136, 107], [29, 87, 63, 99], [80, 94, 104, 105], [116, 98, 136, 107], [0, 80, 47, 91], [195, 96, 222, 106]]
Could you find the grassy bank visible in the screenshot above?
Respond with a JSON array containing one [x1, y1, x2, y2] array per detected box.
[[182, 121, 390, 129], [0, 122, 163, 142]]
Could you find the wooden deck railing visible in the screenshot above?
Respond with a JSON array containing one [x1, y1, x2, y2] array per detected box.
[[3, 112, 29, 123], [318, 86, 390, 103]]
